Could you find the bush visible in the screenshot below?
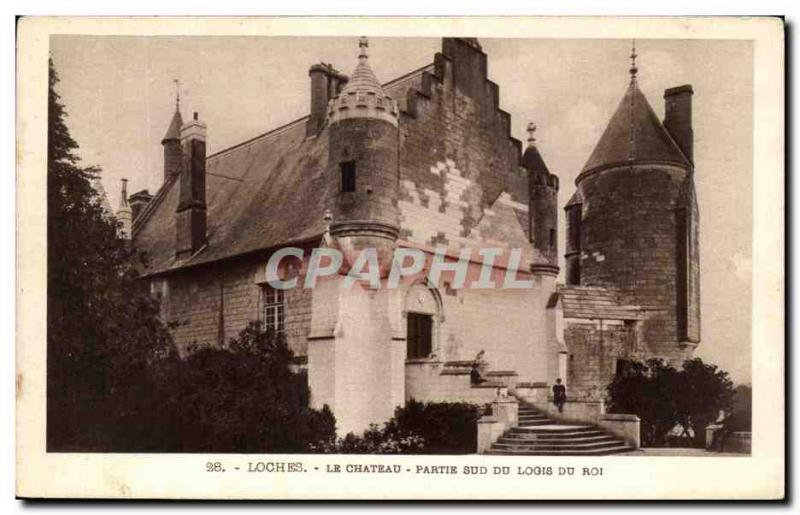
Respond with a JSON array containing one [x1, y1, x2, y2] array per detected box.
[[606, 358, 734, 448], [147, 323, 336, 453], [319, 400, 483, 454]]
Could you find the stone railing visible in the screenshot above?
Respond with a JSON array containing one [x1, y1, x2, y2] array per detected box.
[[476, 395, 518, 453]]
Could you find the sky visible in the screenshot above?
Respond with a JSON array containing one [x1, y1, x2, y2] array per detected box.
[[50, 36, 754, 383]]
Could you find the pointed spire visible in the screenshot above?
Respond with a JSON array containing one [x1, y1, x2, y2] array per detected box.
[[161, 84, 184, 144], [521, 122, 550, 173], [579, 76, 691, 176], [327, 36, 398, 127]]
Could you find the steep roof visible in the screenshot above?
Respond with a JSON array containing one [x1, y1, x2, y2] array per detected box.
[[555, 285, 643, 320], [521, 143, 550, 175], [580, 80, 690, 176], [161, 109, 183, 143], [133, 67, 430, 277]]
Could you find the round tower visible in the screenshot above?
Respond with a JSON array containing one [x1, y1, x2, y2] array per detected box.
[[565, 46, 700, 363], [326, 37, 400, 273], [521, 122, 559, 276]]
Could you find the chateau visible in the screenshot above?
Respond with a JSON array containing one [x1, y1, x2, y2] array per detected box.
[[121, 37, 700, 434]]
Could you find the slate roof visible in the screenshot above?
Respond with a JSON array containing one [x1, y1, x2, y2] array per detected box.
[[133, 66, 432, 277], [554, 285, 643, 320], [161, 109, 183, 143], [521, 142, 550, 175], [580, 79, 690, 176]]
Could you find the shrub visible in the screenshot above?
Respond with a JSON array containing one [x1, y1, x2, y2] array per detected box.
[[148, 323, 336, 453], [606, 358, 734, 448], [319, 400, 483, 454]]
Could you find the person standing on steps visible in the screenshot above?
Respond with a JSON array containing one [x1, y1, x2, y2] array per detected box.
[[552, 378, 567, 413]]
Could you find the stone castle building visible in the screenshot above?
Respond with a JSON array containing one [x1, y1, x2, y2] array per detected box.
[[122, 37, 700, 433]]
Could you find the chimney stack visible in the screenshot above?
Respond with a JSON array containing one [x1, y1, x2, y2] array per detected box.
[[116, 178, 132, 240], [128, 189, 153, 221], [175, 112, 207, 258], [306, 63, 348, 137], [663, 84, 694, 164]]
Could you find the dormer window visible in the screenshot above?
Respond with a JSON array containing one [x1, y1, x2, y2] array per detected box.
[[340, 160, 356, 193]]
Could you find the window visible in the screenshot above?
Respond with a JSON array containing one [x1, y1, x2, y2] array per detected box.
[[549, 228, 557, 248], [406, 312, 433, 360], [261, 285, 285, 334], [340, 160, 356, 193], [676, 208, 689, 340]]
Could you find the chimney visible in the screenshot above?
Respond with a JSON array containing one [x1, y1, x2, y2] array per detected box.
[[128, 189, 153, 221], [116, 178, 132, 240], [175, 112, 207, 258], [663, 84, 694, 164], [307, 63, 348, 137]]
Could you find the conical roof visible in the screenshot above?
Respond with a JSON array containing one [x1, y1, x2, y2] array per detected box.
[[327, 37, 398, 127], [521, 123, 550, 174], [162, 109, 183, 143], [340, 48, 384, 97], [580, 80, 689, 176]]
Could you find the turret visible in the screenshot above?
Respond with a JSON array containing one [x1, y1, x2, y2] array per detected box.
[[326, 37, 400, 272], [521, 123, 559, 276], [161, 93, 184, 183], [116, 178, 132, 240], [563, 42, 700, 361]]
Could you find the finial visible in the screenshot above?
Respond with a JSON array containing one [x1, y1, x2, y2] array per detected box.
[[527, 122, 537, 143], [173, 79, 180, 110], [358, 36, 368, 60], [629, 40, 638, 81]]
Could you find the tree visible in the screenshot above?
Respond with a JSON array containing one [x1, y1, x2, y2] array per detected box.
[[606, 357, 735, 448], [673, 358, 734, 446], [149, 323, 337, 452], [47, 58, 172, 450], [606, 358, 680, 446]]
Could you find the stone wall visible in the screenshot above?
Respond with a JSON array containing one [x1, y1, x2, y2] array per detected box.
[[154, 255, 312, 357], [563, 318, 639, 399], [575, 163, 697, 363]]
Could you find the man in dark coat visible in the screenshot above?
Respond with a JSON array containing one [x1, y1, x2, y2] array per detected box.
[[552, 378, 567, 413]]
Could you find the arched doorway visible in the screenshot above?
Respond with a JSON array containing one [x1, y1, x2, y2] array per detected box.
[[403, 280, 443, 361]]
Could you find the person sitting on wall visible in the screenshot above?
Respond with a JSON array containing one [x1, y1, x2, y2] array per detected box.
[[552, 378, 567, 413], [470, 350, 487, 385]]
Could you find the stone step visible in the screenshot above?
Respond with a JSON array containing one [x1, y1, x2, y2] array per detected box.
[[508, 424, 597, 434], [485, 445, 632, 456], [499, 434, 618, 445], [517, 420, 556, 427], [492, 439, 625, 451]]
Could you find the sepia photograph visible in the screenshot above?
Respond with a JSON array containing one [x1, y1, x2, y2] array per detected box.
[[15, 15, 784, 500]]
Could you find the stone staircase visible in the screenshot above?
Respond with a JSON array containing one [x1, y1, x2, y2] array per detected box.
[[485, 401, 633, 456]]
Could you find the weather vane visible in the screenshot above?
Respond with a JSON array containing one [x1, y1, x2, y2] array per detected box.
[[629, 40, 638, 80], [173, 79, 181, 110], [527, 122, 537, 143]]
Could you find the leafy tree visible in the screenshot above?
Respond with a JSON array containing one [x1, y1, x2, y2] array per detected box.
[[47, 58, 173, 450], [149, 323, 336, 452], [607, 357, 735, 448], [673, 358, 734, 446], [606, 358, 680, 447]]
